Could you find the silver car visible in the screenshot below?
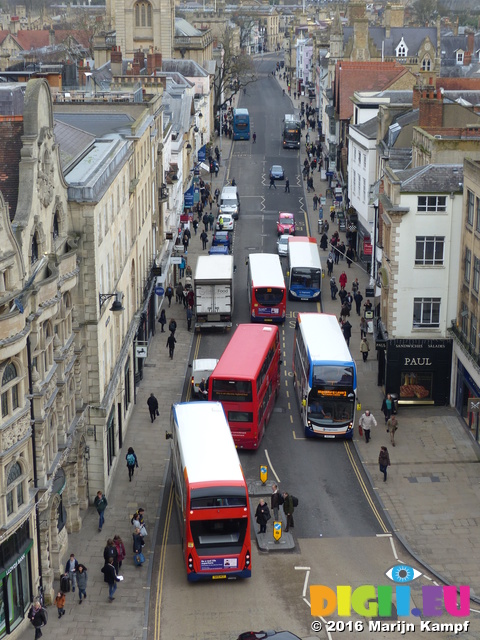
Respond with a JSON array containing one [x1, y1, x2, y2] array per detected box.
[[277, 234, 289, 256]]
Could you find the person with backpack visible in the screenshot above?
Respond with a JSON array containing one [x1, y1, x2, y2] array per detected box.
[[165, 284, 173, 308], [282, 491, 296, 532], [29, 601, 47, 639], [168, 318, 177, 336], [126, 447, 138, 481], [147, 393, 159, 423], [103, 539, 119, 572]]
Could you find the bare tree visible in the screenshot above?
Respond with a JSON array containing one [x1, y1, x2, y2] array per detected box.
[[412, 0, 438, 25], [214, 25, 257, 115], [231, 13, 257, 53]]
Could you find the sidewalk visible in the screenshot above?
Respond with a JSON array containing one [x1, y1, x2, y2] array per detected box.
[[20, 78, 480, 640], [276, 69, 480, 599]]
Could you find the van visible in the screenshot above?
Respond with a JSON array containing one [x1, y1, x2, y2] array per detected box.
[[219, 186, 240, 220], [191, 358, 219, 397]]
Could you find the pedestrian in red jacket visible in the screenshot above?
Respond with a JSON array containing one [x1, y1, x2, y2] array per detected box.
[[339, 271, 347, 290]]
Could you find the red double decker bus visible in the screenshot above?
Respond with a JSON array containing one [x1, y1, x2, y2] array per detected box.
[[169, 402, 251, 581], [247, 253, 286, 324], [209, 324, 281, 449]]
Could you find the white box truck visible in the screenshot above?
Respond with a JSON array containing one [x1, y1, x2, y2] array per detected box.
[[194, 255, 234, 330]]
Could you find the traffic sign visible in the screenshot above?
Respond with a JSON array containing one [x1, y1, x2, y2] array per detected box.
[[155, 286, 164, 297], [273, 521, 282, 541], [260, 465, 268, 484]]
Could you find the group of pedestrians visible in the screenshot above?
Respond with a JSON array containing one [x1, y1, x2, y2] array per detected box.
[[255, 484, 297, 534], [358, 397, 399, 483]]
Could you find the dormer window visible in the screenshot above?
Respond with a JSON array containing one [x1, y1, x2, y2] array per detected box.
[[456, 50, 464, 64], [395, 37, 408, 58]]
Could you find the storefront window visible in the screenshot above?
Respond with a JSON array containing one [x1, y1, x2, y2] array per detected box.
[[0, 523, 33, 636], [399, 372, 433, 401]]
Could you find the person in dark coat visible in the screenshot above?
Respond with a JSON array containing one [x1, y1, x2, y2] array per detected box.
[[65, 553, 79, 592], [147, 393, 159, 422], [168, 319, 177, 335], [28, 601, 47, 639], [320, 233, 328, 251], [255, 499, 270, 534], [381, 393, 394, 425], [159, 308, 167, 332], [200, 230, 208, 250], [126, 447, 138, 481], [342, 320, 352, 346], [133, 527, 145, 566], [104, 539, 119, 572], [378, 446, 391, 482], [76, 564, 88, 604], [167, 333, 176, 359], [186, 306, 193, 331], [282, 492, 295, 532], [271, 484, 282, 522], [165, 285, 173, 307], [346, 246, 355, 267], [94, 491, 107, 531], [102, 557, 120, 601], [330, 277, 338, 300], [354, 291, 363, 315]]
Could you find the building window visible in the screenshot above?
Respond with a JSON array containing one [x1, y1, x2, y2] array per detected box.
[[467, 189, 475, 225], [461, 302, 468, 337], [1, 362, 20, 418], [465, 248, 472, 284], [476, 197, 480, 232], [135, 1, 152, 28], [413, 298, 440, 328], [6, 462, 24, 517], [352, 170, 356, 194], [470, 315, 477, 351], [53, 212, 59, 240], [474, 257, 480, 293], [421, 56, 431, 71], [363, 154, 366, 169], [415, 236, 444, 266], [418, 196, 447, 212], [456, 50, 464, 64], [31, 232, 39, 264], [395, 37, 408, 57]]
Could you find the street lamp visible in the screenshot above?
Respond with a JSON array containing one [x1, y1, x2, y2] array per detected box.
[[99, 292, 124, 313]]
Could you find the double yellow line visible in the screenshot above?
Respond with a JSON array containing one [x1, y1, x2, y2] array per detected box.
[[344, 440, 389, 533], [153, 483, 175, 640]]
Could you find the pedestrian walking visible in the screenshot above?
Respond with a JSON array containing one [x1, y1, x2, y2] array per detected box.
[[167, 333, 176, 359], [285, 178, 290, 193], [253, 132, 257, 143], [182, 234, 189, 253], [198, 377, 208, 400], [186, 306, 193, 331], [208, 212, 214, 230], [168, 318, 177, 335], [387, 415, 398, 446], [330, 207, 335, 223], [313, 194, 318, 210], [104, 538, 119, 573], [202, 212, 209, 231], [28, 601, 47, 639], [147, 393, 159, 422], [354, 290, 363, 315], [271, 483, 283, 522], [346, 246, 355, 268], [360, 337, 370, 362], [327, 257, 334, 278], [200, 230, 208, 250], [113, 535, 126, 569], [55, 592, 66, 618], [324, 220, 329, 234], [381, 393, 394, 425], [339, 271, 347, 291], [158, 308, 167, 332], [94, 491, 107, 531], [330, 276, 338, 300], [192, 219, 198, 235], [352, 277, 359, 293], [132, 508, 147, 537], [269, 176, 276, 189], [255, 499, 271, 534], [378, 446, 391, 482], [126, 446, 138, 481], [359, 410, 377, 443], [360, 316, 368, 338], [101, 557, 120, 602], [165, 284, 173, 307], [282, 492, 295, 532], [214, 188, 220, 204], [133, 527, 145, 566], [175, 282, 184, 304], [76, 564, 88, 603], [64, 553, 79, 592], [342, 319, 352, 346]]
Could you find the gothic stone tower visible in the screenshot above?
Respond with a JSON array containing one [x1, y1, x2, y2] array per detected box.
[[107, 0, 175, 58]]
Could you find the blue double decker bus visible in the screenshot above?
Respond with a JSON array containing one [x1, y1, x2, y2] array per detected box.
[[233, 108, 250, 140]]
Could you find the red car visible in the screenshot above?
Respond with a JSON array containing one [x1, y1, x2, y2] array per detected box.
[[277, 212, 296, 236]]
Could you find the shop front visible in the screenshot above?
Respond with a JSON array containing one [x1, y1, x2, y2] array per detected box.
[[384, 338, 453, 405], [455, 358, 480, 441], [0, 520, 34, 638]]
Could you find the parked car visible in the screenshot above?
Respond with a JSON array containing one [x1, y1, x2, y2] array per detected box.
[[215, 212, 234, 231], [208, 244, 229, 255], [277, 234, 289, 256], [277, 212, 295, 236], [269, 165, 285, 180], [212, 230, 231, 250]]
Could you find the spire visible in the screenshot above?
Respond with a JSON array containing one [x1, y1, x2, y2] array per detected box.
[[332, 5, 343, 36]]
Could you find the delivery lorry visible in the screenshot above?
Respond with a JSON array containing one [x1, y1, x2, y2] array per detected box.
[[194, 255, 234, 330]]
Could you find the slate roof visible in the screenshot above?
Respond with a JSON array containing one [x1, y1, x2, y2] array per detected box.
[[54, 113, 134, 138], [440, 33, 480, 67], [334, 61, 411, 120], [351, 116, 378, 139], [175, 17, 202, 37], [395, 164, 464, 193], [162, 58, 209, 77], [343, 26, 438, 57], [53, 120, 95, 171]]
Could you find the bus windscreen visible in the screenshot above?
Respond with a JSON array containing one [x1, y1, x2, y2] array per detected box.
[[313, 365, 354, 387], [291, 268, 321, 289], [190, 518, 248, 551], [254, 288, 285, 305], [211, 379, 252, 402]]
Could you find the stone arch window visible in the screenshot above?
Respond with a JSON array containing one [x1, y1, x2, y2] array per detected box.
[[395, 37, 408, 58], [6, 461, 25, 517], [1, 362, 20, 418], [135, 1, 152, 27], [421, 56, 431, 71], [53, 211, 60, 240], [31, 231, 39, 264], [43, 321, 54, 374]]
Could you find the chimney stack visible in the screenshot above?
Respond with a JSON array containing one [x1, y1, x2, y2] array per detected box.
[[111, 46, 123, 77]]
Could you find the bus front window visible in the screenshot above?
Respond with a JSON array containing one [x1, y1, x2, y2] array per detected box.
[[308, 397, 353, 425]]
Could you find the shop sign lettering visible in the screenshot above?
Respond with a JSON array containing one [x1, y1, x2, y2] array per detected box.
[[6, 551, 26, 577], [404, 357, 432, 366]]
